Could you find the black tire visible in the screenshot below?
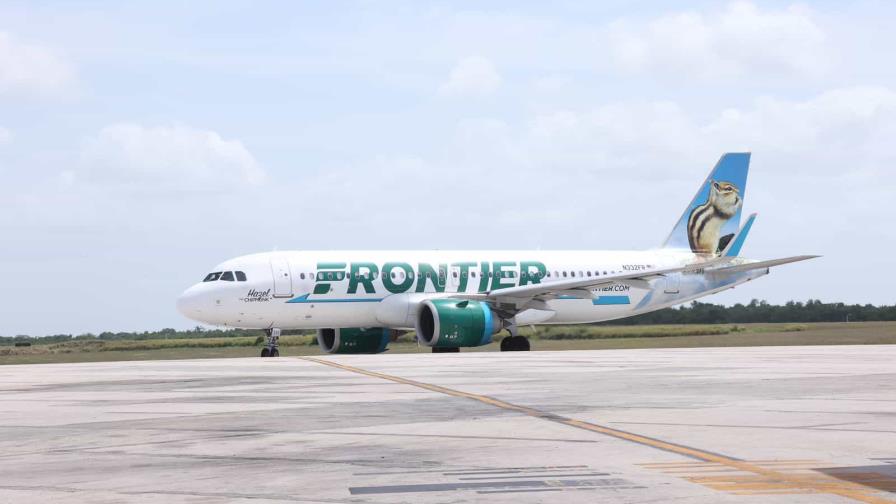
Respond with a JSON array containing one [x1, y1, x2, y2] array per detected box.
[[502, 336, 531, 352], [432, 347, 460, 353], [270, 348, 279, 357], [260, 348, 270, 357]]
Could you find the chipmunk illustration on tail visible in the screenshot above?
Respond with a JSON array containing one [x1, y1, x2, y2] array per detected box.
[[661, 152, 750, 256], [687, 180, 742, 255]]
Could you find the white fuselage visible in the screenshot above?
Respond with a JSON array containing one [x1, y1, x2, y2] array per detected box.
[[176, 250, 767, 330]]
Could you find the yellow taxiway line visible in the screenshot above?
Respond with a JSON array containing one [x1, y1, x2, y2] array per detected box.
[[300, 356, 893, 504]]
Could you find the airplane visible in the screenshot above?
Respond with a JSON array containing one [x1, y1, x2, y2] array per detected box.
[[177, 152, 817, 356]]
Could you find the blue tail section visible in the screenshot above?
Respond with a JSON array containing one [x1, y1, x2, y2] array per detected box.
[[662, 153, 751, 255]]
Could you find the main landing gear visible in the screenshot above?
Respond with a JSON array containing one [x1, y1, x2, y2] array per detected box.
[[499, 320, 530, 352], [261, 328, 280, 357]]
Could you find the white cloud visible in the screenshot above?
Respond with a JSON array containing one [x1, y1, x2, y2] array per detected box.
[[439, 55, 502, 97], [0, 31, 75, 97], [607, 1, 828, 79], [705, 86, 896, 163], [78, 123, 265, 189]]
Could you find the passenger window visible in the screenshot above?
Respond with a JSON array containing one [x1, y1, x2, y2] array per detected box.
[[235, 271, 247, 281], [203, 272, 222, 282], [300, 273, 305, 280], [220, 271, 235, 281], [586, 271, 591, 277]]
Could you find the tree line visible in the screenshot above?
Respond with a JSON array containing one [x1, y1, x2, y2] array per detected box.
[[0, 327, 311, 345], [2, 299, 894, 345], [603, 299, 896, 325]]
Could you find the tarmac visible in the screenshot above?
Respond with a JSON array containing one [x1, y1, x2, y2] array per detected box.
[[0, 345, 895, 503]]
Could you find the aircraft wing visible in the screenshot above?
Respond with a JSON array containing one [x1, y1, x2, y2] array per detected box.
[[468, 255, 819, 312], [476, 256, 732, 303]]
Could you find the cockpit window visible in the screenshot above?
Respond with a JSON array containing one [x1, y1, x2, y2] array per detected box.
[[235, 271, 247, 281], [220, 271, 235, 281], [203, 272, 222, 282]]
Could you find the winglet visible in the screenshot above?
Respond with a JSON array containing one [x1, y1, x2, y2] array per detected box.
[[722, 213, 757, 257]]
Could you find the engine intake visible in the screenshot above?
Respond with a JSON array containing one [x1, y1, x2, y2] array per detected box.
[[415, 299, 502, 348], [316, 328, 391, 354]]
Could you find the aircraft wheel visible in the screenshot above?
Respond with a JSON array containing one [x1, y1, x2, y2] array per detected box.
[[432, 347, 459, 353], [500, 337, 511, 351], [260, 348, 270, 357], [501, 336, 530, 352], [270, 348, 280, 357]]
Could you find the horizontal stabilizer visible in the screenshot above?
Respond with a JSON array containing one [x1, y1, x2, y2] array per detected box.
[[711, 255, 819, 275]]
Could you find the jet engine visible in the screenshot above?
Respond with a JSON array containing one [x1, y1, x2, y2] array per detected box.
[[415, 299, 502, 348], [316, 328, 391, 354]]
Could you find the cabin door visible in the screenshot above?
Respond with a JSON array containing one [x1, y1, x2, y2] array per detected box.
[[270, 257, 293, 298]]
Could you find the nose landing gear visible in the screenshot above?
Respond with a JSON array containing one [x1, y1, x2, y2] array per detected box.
[[261, 328, 280, 357]]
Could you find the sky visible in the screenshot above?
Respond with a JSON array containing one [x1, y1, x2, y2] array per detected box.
[[1, 1, 894, 336]]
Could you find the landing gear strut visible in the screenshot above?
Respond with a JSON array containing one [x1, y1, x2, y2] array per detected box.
[[499, 320, 530, 352], [262, 328, 281, 357]]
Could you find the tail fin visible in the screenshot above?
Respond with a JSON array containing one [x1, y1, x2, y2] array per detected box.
[[662, 152, 751, 255]]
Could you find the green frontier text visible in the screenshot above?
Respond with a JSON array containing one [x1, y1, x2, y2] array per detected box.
[[313, 261, 547, 295]]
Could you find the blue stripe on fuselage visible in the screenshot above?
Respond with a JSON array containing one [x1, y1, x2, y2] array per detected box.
[[286, 293, 383, 303], [592, 296, 631, 305]]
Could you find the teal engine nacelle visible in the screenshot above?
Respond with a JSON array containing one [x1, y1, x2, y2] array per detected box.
[[415, 299, 503, 348], [316, 328, 391, 354]]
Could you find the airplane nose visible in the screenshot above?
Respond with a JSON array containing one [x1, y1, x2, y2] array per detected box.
[[176, 286, 203, 319]]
